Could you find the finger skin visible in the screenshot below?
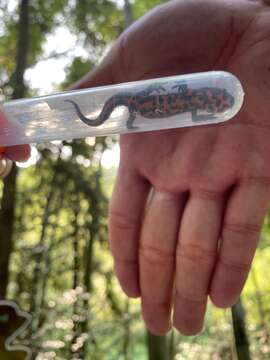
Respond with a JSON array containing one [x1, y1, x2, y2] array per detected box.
[[173, 189, 224, 335], [0, 110, 30, 162], [140, 191, 186, 335], [109, 164, 150, 297], [210, 179, 270, 308]]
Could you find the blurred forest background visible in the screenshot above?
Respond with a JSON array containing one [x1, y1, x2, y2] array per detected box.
[[1, 0, 270, 359]]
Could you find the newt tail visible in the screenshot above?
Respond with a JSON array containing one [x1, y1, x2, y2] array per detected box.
[[65, 94, 132, 127]]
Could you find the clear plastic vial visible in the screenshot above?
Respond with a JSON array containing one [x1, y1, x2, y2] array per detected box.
[[1, 71, 244, 146]]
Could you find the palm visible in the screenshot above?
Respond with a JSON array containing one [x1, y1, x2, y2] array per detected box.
[[74, 0, 270, 335]]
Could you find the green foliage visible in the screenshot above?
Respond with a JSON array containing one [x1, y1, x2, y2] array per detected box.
[[60, 57, 94, 90], [133, 0, 165, 20], [71, 0, 124, 46], [28, 0, 69, 62], [0, 0, 68, 85]]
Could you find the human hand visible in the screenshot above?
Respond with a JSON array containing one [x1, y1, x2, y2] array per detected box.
[[72, 0, 270, 335], [0, 110, 30, 177]]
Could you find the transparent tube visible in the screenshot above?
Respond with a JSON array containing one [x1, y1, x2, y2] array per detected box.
[[1, 71, 244, 146]]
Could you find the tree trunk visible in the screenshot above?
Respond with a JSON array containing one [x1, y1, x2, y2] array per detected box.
[[12, 0, 30, 100], [78, 170, 102, 359], [29, 168, 59, 334], [105, 271, 122, 317], [0, 0, 30, 299], [39, 186, 65, 325], [251, 268, 270, 345], [231, 299, 251, 360], [147, 332, 169, 360], [72, 199, 80, 292], [30, 189, 53, 311], [0, 166, 18, 298], [169, 330, 175, 359], [123, 0, 133, 28], [70, 198, 81, 357], [78, 220, 95, 359], [123, 299, 131, 360]]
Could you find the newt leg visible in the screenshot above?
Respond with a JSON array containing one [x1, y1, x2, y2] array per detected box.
[[139, 83, 167, 96], [191, 110, 217, 122], [126, 111, 139, 130], [172, 81, 188, 94]]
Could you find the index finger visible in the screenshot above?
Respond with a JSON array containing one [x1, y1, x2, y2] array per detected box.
[[109, 163, 150, 297]]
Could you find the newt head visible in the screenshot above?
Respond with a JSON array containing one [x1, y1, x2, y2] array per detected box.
[[194, 87, 235, 115], [208, 88, 235, 113]]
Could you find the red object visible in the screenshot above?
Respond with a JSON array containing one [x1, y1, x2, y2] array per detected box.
[[0, 111, 8, 154], [0, 108, 31, 162]]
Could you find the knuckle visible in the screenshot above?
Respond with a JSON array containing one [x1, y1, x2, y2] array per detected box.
[[140, 245, 175, 266], [114, 256, 138, 265], [109, 209, 139, 230], [143, 298, 171, 310], [224, 222, 261, 237], [242, 176, 270, 187], [218, 255, 250, 273], [154, 191, 179, 202], [175, 289, 207, 303], [192, 187, 223, 201], [177, 243, 216, 264]]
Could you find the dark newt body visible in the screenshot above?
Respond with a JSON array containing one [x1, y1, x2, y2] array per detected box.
[[65, 82, 235, 130]]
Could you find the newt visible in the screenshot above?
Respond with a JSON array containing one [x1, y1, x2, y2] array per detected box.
[[65, 82, 235, 130]]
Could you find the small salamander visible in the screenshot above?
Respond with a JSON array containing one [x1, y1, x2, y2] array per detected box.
[[65, 82, 235, 130]]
